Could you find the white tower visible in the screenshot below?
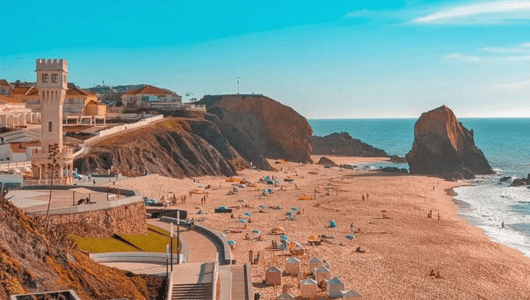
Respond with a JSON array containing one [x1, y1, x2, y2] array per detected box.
[[32, 59, 73, 183]]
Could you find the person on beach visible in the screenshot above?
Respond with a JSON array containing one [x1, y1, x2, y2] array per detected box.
[[362, 195, 365, 201], [350, 223, 354, 232], [502, 222, 505, 228], [249, 250, 253, 263]]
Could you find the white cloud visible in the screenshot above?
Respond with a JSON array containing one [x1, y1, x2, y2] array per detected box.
[[494, 55, 530, 61], [444, 53, 481, 62], [482, 47, 529, 53], [492, 80, 530, 89], [412, 1, 530, 24]]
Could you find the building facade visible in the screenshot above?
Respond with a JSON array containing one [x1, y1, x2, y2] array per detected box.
[[121, 84, 182, 110]]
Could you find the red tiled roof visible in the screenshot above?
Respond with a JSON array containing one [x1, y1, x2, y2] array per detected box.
[[124, 84, 173, 95], [0, 95, 23, 103], [12, 86, 32, 95], [0, 79, 10, 87], [86, 99, 107, 106]]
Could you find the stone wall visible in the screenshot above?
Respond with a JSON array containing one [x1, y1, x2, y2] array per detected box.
[[48, 201, 147, 238]]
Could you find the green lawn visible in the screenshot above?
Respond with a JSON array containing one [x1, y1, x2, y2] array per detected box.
[[72, 225, 179, 253]]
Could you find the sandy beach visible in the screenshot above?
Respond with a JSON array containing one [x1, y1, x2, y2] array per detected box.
[[108, 155, 530, 299]]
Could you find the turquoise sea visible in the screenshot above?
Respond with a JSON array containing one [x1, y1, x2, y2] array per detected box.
[[309, 118, 530, 256]]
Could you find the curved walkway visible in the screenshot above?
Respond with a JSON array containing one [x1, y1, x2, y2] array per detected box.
[[148, 219, 220, 263]]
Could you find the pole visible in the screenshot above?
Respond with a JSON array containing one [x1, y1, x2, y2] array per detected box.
[[166, 244, 169, 278], [170, 222, 174, 272], [237, 77, 240, 94], [73, 191, 75, 206], [177, 210, 180, 264]]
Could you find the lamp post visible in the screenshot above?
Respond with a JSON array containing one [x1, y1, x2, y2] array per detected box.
[[237, 77, 240, 94], [166, 244, 169, 278], [170, 222, 174, 272], [177, 210, 180, 264]]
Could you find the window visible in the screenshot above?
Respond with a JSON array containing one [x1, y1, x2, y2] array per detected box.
[[0, 89, 5, 95], [51, 74, 58, 83], [42, 74, 48, 83], [63, 74, 67, 83], [48, 122, 52, 132]]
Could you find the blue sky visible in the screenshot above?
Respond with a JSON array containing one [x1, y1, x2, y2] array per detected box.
[[2, 0, 530, 118]]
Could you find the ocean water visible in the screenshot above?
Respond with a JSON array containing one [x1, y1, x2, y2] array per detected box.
[[309, 118, 530, 257]]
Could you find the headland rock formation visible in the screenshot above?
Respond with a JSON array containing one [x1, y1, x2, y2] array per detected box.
[[77, 117, 249, 177], [198, 95, 313, 169], [312, 132, 388, 157], [406, 105, 494, 179]]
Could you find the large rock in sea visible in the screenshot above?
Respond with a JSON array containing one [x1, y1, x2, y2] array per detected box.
[[406, 105, 494, 179], [197, 95, 313, 170], [312, 132, 388, 157]]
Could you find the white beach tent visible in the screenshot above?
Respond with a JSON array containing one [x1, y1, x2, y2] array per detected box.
[[309, 256, 323, 273], [327, 277, 345, 298], [265, 266, 282, 285], [277, 292, 295, 300], [343, 289, 362, 299], [314, 265, 330, 284], [285, 257, 300, 275], [300, 278, 318, 298]]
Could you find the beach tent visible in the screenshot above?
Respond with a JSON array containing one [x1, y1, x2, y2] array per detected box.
[[265, 266, 282, 285], [327, 277, 345, 298], [285, 257, 300, 275], [300, 278, 318, 298], [315, 266, 330, 284], [277, 293, 295, 300], [298, 195, 311, 200], [309, 257, 323, 272], [343, 290, 362, 299], [329, 220, 337, 228], [308, 234, 319, 241], [190, 188, 204, 194]]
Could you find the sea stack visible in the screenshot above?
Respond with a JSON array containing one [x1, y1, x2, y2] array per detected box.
[[406, 105, 494, 179]]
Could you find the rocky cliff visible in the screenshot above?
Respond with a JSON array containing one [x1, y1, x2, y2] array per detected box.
[[197, 95, 313, 170], [76, 118, 249, 177], [0, 196, 146, 299], [312, 132, 388, 157], [406, 105, 494, 179]]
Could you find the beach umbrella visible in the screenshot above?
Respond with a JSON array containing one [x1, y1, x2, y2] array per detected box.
[[280, 235, 289, 240], [329, 220, 337, 228], [253, 229, 260, 234], [238, 199, 246, 202], [345, 235, 355, 240], [291, 207, 299, 211], [244, 212, 252, 217], [275, 226, 285, 232], [308, 234, 319, 241], [286, 211, 292, 216], [219, 206, 227, 210], [227, 240, 236, 245], [259, 205, 266, 209], [239, 219, 247, 223]]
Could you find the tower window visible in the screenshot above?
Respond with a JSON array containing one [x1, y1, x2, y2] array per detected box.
[[42, 74, 48, 83], [51, 74, 58, 83], [48, 122, 52, 132]]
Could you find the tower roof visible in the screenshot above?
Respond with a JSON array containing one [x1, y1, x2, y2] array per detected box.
[[0, 79, 10, 87]]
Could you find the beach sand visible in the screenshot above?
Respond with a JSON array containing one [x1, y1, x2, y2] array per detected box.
[[108, 155, 530, 299]]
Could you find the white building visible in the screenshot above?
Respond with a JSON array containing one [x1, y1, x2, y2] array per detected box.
[[121, 84, 182, 111]]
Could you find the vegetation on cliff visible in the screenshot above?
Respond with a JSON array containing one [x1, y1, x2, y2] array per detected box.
[[0, 195, 149, 299]]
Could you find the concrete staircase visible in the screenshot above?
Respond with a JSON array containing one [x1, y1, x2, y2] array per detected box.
[[170, 282, 213, 300]]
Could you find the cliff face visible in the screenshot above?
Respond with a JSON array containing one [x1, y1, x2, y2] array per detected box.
[[76, 118, 249, 177], [312, 132, 388, 157], [197, 95, 313, 170], [406, 105, 494, 179], [0, 196, 145, 299]]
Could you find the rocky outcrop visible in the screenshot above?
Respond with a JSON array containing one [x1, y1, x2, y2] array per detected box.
[[76, 117, 249, 177], [197, 95, 313, 169], [312, 132, 388, 157], [0, 196, 145, 299], [406, 105, 494, 179], [316, 156, 338, 167]]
